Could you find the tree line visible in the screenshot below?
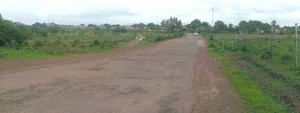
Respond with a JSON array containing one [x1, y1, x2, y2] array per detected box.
[[186, 19, 295, 35], [0, 13, 296, 48]]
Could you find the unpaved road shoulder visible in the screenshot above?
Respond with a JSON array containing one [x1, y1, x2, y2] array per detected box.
[[192, 37, 242, 113]]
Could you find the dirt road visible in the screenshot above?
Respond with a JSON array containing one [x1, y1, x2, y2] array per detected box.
[[0, 34, 241, 113]]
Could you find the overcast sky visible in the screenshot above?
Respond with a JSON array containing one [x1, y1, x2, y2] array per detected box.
[[0, 0, 299, 26]]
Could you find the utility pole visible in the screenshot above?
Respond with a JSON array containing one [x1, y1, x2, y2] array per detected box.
[[211, 8, 214, 27], [295, 23, 298, 67]]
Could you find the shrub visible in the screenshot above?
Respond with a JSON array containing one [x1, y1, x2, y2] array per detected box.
[[209, 35, 214, 41], [93, 39, 100, 46], [261, 50, 272, 59], [241, 44, 248, 52], [289, 47, 293, 52], [72, 40, 81, 47], [34, 40, 43, 49], [208, 42, 215, 48], [113, 27, 127, 33], [54, 40, 62, 47], [0, 19, 28, 47], [5, 40, 21, 49], [280, 54, 293, 64]]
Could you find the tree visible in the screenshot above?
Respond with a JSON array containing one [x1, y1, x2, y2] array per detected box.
[[228, 23, 234, 32], [147, 23, 156, 30], [161, 17, 183, 32], [95, 27, 101, 31], [263, 23, 271, 34], [132, 23, 146, 30], [48, 23, 61, 34], [88, 24, 96, 27], [186, 24, 191, 29], [103, 23, 111, 29], [190, 19, 201, 30], [0, 14, 2, 20], [160, 20, 166, 28], [271, 20, 280, 30], [214, 20, 227, 32], [271, 20, 277, 27], [31, 22, 49, 36], [229, 23, 233, 29], [113, 26, 127, 33], [201, 22, 210, 28], [237, 20, 270, 34], [239, 21, 247, 31], [0, 18, 28, 47]]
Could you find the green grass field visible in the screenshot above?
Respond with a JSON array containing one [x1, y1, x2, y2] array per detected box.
[[0, 31, 184, 59], [207, 33, 300, 112]]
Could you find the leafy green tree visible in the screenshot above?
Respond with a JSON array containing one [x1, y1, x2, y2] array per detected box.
[[271, 20, 280, 30], [88, 24, 96, 27], [48, 23, 61, 34], [201, 22, 210, 28], [229, 23, 233, 29], [132, 23, 146, 30], [238, 21, 247, 31], [228, 23, 236, 32], [147, 23, 156, 30], [214, 20, 227, 32], [186, 24, 191, 29], [190, 19, 201, 30], [271, 20, 277, 27], [103, 23, 111, 29], [238, 20, 272, 34], [0, 17, 28, 47], [113, 26, 127, 33], [31, 22, 50, 36], [161, 17, 183, 32]]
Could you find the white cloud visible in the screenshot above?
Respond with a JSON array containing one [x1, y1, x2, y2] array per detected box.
[[0, 0, 299, 26]]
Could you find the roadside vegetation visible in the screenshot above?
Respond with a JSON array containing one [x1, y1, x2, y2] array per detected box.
[[184, 18, 299, 112], [2, 11, 300, 112], [0, 15, 184, 59], [207, 33, 300, 112]]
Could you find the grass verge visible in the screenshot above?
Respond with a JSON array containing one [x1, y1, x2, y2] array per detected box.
[[208, 48, 289, 113], [0, 43, 121, 59]]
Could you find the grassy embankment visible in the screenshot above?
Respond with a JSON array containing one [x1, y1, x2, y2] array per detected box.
[[206, 33, 297, 112]]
